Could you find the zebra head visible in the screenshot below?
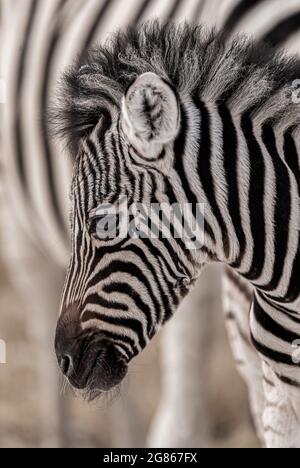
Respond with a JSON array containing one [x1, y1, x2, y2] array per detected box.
[[54, 22, 213, 398]]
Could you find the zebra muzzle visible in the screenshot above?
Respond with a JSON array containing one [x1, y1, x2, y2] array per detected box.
[[55, 323, 128, 393]]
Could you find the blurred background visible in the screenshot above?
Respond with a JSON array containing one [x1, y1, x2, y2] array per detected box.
[[1, 0, 299, 448]]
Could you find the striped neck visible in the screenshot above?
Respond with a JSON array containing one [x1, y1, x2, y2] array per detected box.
[[174, 97, 300, 306]]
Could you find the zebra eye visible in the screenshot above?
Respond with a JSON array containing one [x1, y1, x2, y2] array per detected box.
[[89, 214, 118, 240]]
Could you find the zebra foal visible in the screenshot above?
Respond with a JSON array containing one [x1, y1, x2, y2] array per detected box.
[[53, 21, 300, 448], [2, 0, 300, 448]]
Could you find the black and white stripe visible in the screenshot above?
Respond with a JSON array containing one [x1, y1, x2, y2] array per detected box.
[[2, 0, 299, 263], [2, 0, 300, 447], [55, 17, 300, 443]]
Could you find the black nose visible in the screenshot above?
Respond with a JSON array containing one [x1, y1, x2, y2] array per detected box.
[[55, 321, 85, 387], [55, 321, 128, 392], [56, 343, 86, 389]]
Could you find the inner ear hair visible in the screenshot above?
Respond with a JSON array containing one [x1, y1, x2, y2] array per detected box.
[[122, 72, 180, 154]]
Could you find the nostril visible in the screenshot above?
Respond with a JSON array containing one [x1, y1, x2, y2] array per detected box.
[[60, 355, 72, 376]]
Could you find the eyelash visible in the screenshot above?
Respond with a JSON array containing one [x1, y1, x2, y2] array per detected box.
[[89, 215, 107, 234], [88, 213, 122, 241]]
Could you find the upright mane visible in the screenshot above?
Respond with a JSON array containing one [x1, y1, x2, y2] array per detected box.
[[53, 20, 300, 150]]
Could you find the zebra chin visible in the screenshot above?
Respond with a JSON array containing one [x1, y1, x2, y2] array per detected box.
[[55, 319, 128, 399]]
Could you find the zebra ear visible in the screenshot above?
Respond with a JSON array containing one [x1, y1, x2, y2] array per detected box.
[[121, 73, 180, 157]]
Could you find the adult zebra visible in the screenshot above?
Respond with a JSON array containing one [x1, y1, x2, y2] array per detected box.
[[1, 0, 300, 448]]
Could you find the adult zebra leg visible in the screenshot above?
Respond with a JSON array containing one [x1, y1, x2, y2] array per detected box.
[[222, 269, 265, 445], [249, 295, 300, 448], [1, 211, 67, 447], [147, 266, 220, 448], [261, 362, 300, 448]]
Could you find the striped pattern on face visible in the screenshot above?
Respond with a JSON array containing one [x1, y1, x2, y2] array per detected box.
[[60, 114, 196, 360]]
